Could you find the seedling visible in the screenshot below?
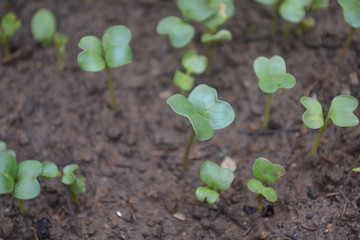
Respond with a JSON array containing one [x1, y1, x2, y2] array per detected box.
[[77, 25, 133, 110], [301, 95, 359, 157], [174, 50, 207, 94], [177, 0, 215, 22], [61, 164, 86, 204], [196, 161, 234, 205], [253, 55, 296, 130], [353, 168, 360, 172], [0, 12, 21, 56], [337, 0, 360, 67], [247, 157, 285, 213], [53, 33, 68, 72], [254, 0, 281, 36], [31, 8, 56, 46], [167, 84, 235, 170]]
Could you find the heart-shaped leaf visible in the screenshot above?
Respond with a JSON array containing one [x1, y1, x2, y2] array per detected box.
[[247, 179, 278, 202], [201, 29, 232, 43], [177, 0, 215, 22], [77, 36, 105, 72], [0, 152, 17, 194], [255, 0, 280, 4], [182, 50, 207, 75], [102, 25, 133, 68], [173, 70, 195, 91], [338, 0, 360, 28], [195, 186, 219, 204], [70, 177, 86, 194], [13, 160, 43, 200], [157, 16, 195, 48], [201, 0, 235, 32], [301, 96, 324, 129], [31, 8, 56, 45], [41, 161, 59, 179], [252, 158, 285, 185], [61, 164, 79, 185], [1, 12, 21, 38], [328, 95, 359, 127], [254, 56, 296, 94], [279, 0, 312, 23], [199, 161, 234, 190]]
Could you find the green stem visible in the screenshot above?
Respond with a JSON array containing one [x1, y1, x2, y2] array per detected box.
[[262, 93, 273, 130], [284, 22, 293, 38], [104, 64, 118, 111], [310, 116, 330, 158], [183, 128, 196, 171], [206, 42, 215, 73], [339, 27, 356, 68], [69, 188, 79, 204], [3, 37, 10, 56], [257, 194, 263, 213], [17, 199, 27, 215], [271, 1, 280, 37], [57, 51, 63, 73]]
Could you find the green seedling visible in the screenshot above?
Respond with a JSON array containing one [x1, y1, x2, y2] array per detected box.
[[337, 0, 360, 68], [53, 33, 68, 72], [174, 50, 207, 93], [247, 157, 285, 213], [0, 12, 21, 56], [177, 0, 216, 22], [254, 0, 281, 36], [253, 55, 296, 130], [61, 164, 86, 204], [301, 95, 359, 157], [167, 84, 235, 170], [31, 8, 56, 46], [353, 168, 360, 172], [77, 25, 133, 110], [196, 161, 234, 205]]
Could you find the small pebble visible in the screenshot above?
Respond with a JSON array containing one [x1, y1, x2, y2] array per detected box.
[[116, 211, 123, 218], [257, 230, 269, 239], [106, 126, 122, 141], [173, 212, 186, 221], [17, 130, 30, 146], [221, 156, 237, 172]]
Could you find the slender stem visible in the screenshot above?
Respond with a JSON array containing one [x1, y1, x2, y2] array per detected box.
[[262, 93, 273, 130], [17, 199, 27, 215], [57, 51, 63, 73], [257, 194, 263, 213], [69, 188, 79, 204], [183, 128, 196, 171], [310, 117, 330, 157], [206, 42, 215, 73], [104, 64, 118, 110], [284, 22, 293, 38], [271, 1, 280, 37], [339, 27, 356, 68], [4, 37, 10, 56]]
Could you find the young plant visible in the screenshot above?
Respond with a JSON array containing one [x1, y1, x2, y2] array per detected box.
[[31, 8, 56, 46], [177, 0, 216, 22], [196, 161, 234, 205], [174, 50, 207, 94], [77, 25, 133, 110], [254, 0, 281, 36], [337, 0, 360, 67], [253, 55, 296, 130], [0, 12, 21, 56], [247, 157, 285, 213], [167, 84, 235, 171], [61, 164, 86, 204], [301, 95, 359, 157], [53, 33, 68, 72]]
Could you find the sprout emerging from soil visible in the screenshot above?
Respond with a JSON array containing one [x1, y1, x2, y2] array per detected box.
[[301, 95, 359, 158], [61, 164, 86, 204], [167, 84, 235, 171], [247, 157, 285, 213], [337, 0, 360, 68], [77, 25, 133, 110], [174, 50, 207, 94], [196, 161, 234, 205], [53, 33, 68, 73], [253, 55, 296, 130], [0, 12, 21, 56], [254, 0, 281, 36]]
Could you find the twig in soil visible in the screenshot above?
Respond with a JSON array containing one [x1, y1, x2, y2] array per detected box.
[[31, 227, 40, 240], [304, 72, 334, 97], [300, 222, 322, 231], [242, 228, 251, 237], [160, 193, 175, 214], [319, 154, 335, 164], [326, 192, 341, 197], [2, 44, 33, 65], [284, 232, 304, 240], [209, 224, 222, 235], [341, 202, 347, 219], [223, 210, 248, 230], [210, 205, 225, 222], [237, 128, 300, 136]]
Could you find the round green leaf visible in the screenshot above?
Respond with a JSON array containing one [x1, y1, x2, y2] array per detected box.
[[53, 33, 68, 55], [0, 152, 17, 194], [31, 8, 56, 45], [201, 0, 235, 32], [201, 29, 232, 43], [177, 0, 215, 22], [252, 157, 285, 185], [13, 160, 43, 200], [195, 187, 219, 205], [1, 12, 21, 38], [279, 0, 312, 23], [157, 16, 195, 48], [254, 0, 280, 5], [247, 179, 278, 202], [102, 25, 133, 68], [182, 50, 208, 75], [254, 56, 296, 94], [199, 161, 234, 190], [328, 95, 359, 127], [77, 36, 105, 72], [61, 164, 79, 185], [41, 161, 59, 179], [173, 70, 195, 91], [300, 96, 324, 129], [338, 0, 360, 28], [70, 177, 86, 194]]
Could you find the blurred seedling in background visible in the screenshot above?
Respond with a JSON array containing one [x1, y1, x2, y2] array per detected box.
[[301, 95, 359, 158], [337, 0, 360, 68], [253, 55, 296, 130], [31, 8, 68, 72], [0, 12, 21, 56], [247, 157, 285, 213], [196, 161, 234, 205], [174, 50, 207, 94], [167, 84, 235, 171], [77, 25, 133, 111]]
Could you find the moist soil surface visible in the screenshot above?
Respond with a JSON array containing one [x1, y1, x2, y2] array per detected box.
[[1, 0, 360, 239]]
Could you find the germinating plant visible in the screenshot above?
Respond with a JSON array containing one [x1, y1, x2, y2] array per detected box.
[[337, 0, 360, 67], [0, 12, 21, 56], [167, 84, 235, 170], [253, 55, 296, 130], [196, 161, 234, 205], [174, 50, 207, 94], [301, 95, 359, 157], [247, 157, 285, 213], [53, 33, 68, 72], [77, 25, 133, 110]]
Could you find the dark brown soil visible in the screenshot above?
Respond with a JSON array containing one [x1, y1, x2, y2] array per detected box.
[[1, 0, 360, 239]]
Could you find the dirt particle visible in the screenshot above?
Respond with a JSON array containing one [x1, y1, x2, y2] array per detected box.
[[0, 217, 14, 237], [36, 217, 51, 239], [243, 205, 257, 215], [17, 130, 30, 146], [173, 212, 186, 221], [256, 230, 270, 239], [106, 126, 122, 141], [307, 188, 319, 200], [325, 223, 334, 233]]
